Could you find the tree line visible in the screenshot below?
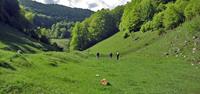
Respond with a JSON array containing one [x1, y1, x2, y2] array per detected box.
[[70, 6, 124, 50], [70, 0, 200, 51]]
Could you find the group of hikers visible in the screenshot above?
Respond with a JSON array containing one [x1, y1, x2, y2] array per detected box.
[[96, 52, 120, 60]]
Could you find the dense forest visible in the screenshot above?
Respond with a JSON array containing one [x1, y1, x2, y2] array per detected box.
[[70, 0, 200, 51]]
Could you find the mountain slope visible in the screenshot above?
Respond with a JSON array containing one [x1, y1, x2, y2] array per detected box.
[[0, 23, 57, 53], [89, 16, 200, 61], [0, 17, 200, 93], [19, 0, 93, 24]]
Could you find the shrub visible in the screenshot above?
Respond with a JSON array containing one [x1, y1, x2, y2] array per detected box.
[[163, 4, 183, 29], [123, 32, 130, 39], [158, 28, 166, 35], [140, 21, 153, 32], [184, 0, 200, 20]]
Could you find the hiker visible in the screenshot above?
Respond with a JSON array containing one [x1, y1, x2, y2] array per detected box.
[[116, 52, 120, 60], [109, 52, 113, 58], [96, 52, 100, 59]]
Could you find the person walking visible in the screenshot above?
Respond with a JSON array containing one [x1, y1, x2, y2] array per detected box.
[[96, 52, 100, 59], [109, 52, 113, 58], [116, 52, 120, 60]]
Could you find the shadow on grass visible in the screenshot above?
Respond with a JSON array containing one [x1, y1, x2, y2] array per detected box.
[[0, 62, 16, 71], [0, 23, 57, 53]]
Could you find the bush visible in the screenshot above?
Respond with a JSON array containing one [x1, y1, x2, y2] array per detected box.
[[163, 4, 183, 29], [140, 21, 153, 32], [184, 0, 200, 20], [152, 12, 164, 29], [158, 28, 166, 35], [180, 16, 200, 32], [123, 32, 130, 39]]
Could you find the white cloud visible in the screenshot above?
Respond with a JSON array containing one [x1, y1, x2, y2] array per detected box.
[[33, 0, 131, 11]]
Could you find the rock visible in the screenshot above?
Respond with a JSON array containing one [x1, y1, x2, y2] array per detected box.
[[192, 48, 197, 53], [193, 36, 197, 40], [100, 79, 111, 86]]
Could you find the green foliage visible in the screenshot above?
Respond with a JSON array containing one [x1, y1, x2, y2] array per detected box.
[[163, 4, 183, 29], [120, 0, 156, 33], [179, 16, 200, 32], [184, 0, 200, 20], [50, 21, 74, 39], [110, 6, 125, 28], [152, 12, 164, 30], [139, 0, 196, 33], [140, 21, 153, 32], [70, 8, 124, 50], [20, 6, 35, 23], [157, 28, 166, 35], [70, 22, 81, 50], [140, 11, 164, 32]]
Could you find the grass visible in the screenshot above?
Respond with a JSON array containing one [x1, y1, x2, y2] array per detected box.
[[0, 51, 200, 94], [0, 22, 56, 53], [0, 17, 200, 94]]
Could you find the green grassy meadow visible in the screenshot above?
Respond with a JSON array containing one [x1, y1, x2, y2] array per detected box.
[[0, 18, 200, 94]]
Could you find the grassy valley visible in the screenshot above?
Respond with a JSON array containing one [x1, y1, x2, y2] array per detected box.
[[0, 0, 200, 94]]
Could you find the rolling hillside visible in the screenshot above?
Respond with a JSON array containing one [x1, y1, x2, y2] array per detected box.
[[0, 0, 200, 94], [0, 16, 200, 94], [0, 23, 57, 53], [89, 16, 200, 60]]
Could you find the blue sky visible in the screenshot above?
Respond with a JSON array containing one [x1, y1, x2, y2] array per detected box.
[[33, 0, 131, 11]]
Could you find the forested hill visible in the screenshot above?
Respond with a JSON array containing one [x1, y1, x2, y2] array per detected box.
[[70, 0, 200, 51], [0, 0, 61, 52], [19, 0, 94, 22]]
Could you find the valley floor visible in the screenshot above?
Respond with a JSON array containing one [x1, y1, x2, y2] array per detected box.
[[0, 51, 200, 94], [1, 18, 200, 93]]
